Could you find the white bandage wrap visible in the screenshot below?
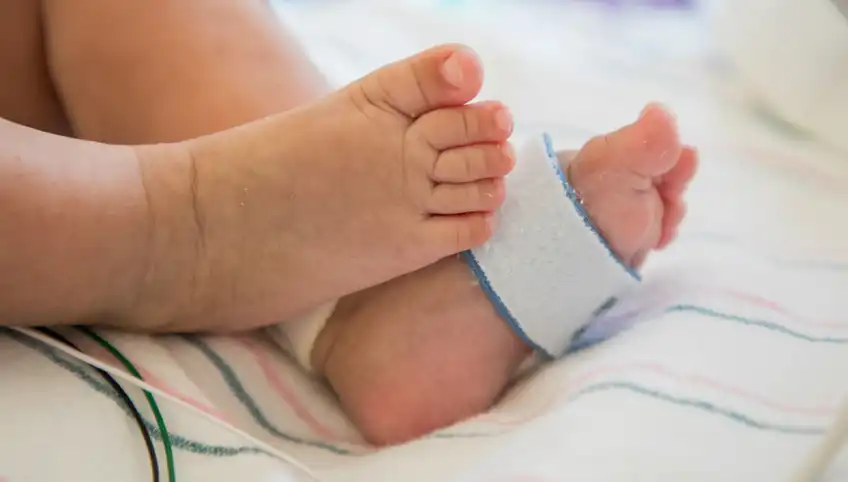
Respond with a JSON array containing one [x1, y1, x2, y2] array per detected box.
[[463, 134, 641, 358], [267, 300, 337, 372]]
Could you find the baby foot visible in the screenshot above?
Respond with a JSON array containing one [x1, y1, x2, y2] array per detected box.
[[564, 103, 697, 269], [136, 44, 515, 331], [311, 104, 697, 446]]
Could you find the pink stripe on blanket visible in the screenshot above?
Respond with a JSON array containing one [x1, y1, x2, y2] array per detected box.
[[235, 338, 350, 442], [716, 289, 848, 329], [77, 335, 232, 422]]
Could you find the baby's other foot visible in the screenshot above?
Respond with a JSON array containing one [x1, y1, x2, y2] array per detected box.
[[309, 104, 697, 447], [566, 103, 698, 268]]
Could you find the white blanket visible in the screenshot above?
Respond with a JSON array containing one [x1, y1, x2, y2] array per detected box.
[[4, 2, 848, 482]]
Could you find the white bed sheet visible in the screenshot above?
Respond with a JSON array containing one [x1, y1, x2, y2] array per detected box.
[[3, 2, 848, 482]]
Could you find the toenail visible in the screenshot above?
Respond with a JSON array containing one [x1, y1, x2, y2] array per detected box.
[[442, 51, 466, 87], [495, 107, 513, 134]]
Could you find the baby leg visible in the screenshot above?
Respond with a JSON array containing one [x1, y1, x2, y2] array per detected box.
[[43, 0, 327, 143], [40, 2, 516, 331], [0, 0, 70, 135]]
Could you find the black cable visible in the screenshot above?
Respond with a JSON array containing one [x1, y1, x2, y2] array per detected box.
[[36, 327, 160, 482], [76, 326, 176, 482]]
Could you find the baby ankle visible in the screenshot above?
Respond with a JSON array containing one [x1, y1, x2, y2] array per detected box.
[[124, 143, 210, 331]]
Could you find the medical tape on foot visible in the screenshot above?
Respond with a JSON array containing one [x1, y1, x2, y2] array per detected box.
[[463, 133, 640, 359]]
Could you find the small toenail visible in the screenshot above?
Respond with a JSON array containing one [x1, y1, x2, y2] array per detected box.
[[442, 51, 466, 87], [495, 107, 513, 134]]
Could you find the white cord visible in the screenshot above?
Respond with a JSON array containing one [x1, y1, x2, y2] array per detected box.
[[792, 397, 848, 482], [11, 327, 320, 482]]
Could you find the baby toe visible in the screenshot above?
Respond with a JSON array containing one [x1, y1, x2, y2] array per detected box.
[[427, 178, 505, 214], [411, 101, 513, 151], [571, 103, 681, 183], [354, 43, 484, 119], [627, 104, 682, 177], [432, 143, 515, 183], [658, 199, 687, 250], [422, 212, 495, 254]]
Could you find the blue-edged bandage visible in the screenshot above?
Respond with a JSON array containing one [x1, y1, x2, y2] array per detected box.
[[463, 134, 640, 359]]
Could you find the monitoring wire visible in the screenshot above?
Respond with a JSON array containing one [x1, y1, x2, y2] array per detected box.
[[12, 326, 318, 482], [35, 327, 162, 482], [76, 326, 176, 482]]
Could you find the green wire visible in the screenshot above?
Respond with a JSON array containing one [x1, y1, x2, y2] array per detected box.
[[77, 327, 176, 482]]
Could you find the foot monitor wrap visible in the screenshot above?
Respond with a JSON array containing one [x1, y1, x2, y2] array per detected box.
[[463, 134, 640, 358]]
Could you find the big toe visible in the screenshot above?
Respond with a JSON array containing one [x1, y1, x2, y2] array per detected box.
[[352, 44, 484, 119], [601, 103, 682, 178]]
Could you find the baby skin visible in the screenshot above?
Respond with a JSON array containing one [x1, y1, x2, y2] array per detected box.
[[309, 104, 698, 446]]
